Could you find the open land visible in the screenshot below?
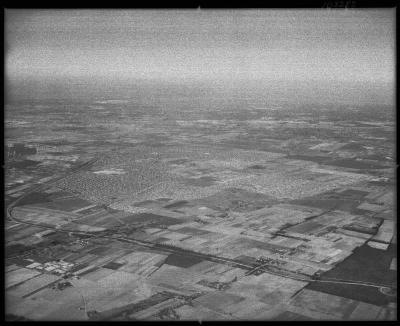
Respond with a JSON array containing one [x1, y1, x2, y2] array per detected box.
[[5, 95, 396, 321]]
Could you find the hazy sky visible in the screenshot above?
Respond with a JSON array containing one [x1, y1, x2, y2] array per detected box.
[[6, 9, 395, 86]]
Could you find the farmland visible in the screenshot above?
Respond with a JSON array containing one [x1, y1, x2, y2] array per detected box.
[[5, 90, 396, 321]]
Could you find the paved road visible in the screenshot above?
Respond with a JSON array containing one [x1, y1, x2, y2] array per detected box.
[[6, 156, 395, 291], [6, 157, 99, 220]]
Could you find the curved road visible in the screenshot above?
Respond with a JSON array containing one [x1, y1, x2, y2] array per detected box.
[[6, 157, 99, 220], [6, 156, 395, 292]]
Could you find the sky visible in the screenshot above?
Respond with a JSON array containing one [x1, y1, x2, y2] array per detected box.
[[5, 9, 395, 103]]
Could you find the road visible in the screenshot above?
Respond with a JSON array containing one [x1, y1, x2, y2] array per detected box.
[[6, 157, 99, 221], [6, 156, 395, 292]]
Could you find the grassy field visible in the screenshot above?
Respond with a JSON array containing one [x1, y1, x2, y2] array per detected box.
[[306, 243, 397, 306]]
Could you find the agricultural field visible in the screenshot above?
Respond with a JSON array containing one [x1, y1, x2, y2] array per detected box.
[[5, 129, 396, 320], [4, 14, 396, 320]]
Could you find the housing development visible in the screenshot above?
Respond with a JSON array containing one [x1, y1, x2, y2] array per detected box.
[[5, 99, 396, 321], [5, 8, 396, 322]]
